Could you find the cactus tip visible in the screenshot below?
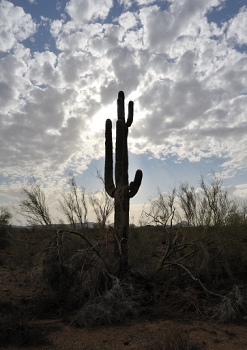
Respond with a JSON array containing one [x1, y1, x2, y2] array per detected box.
[[118, 91, 125, 100]]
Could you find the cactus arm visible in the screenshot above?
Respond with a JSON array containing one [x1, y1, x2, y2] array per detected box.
[[126, 101, 133, 127], [128, 169, 143, 198], [105, 118, 115, 198]]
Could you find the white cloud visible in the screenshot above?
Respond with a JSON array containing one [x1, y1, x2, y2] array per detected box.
[[0, 0, 247, 190], [135, 0, 156, 6], [118, 0, 132, 9], [0, 0, 36, 51], [232, 184, 247, 198], [226, 6, 247, 46], [118, 11, 138, 31], [65, 0, 113, 24]]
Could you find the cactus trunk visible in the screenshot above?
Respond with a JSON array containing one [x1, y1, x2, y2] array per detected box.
[[105, 91, 142, 275]]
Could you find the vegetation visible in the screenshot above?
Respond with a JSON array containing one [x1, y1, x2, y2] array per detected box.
[[58, 173, 88, 229], [1, 170, 247, 348], [0, 206, 12, 250]]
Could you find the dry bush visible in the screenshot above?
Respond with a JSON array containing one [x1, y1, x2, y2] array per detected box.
[[213, 285, 247, 322], [152, 265, 211, 318], [30, 231, 114, 317], [128, 226, 160, 270], [186, 225, 247, 288], [77, 280, 139, 327], [77, 273, 151, 327], [5, 227, 52, 270], [162, 286, 204, 318]]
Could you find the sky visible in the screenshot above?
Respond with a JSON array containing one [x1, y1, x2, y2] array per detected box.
[[0, 0, 247, 225]]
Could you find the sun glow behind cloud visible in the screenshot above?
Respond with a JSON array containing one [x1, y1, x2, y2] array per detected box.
[[91, 102, 115, 133]]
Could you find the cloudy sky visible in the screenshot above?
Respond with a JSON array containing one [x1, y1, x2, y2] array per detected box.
[[0, 0, 247, 225]]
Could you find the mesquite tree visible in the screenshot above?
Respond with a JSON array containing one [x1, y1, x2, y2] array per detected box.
[[105, 91, 142, 274]]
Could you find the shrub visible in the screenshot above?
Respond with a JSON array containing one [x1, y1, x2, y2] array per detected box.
[[128, 226, 159, 270], [0, 224, 9, 250], [77, 275, 149, 327], [77, 280, 139, 327], [187, 225, 247, 287], [213, 285, 247, 322]]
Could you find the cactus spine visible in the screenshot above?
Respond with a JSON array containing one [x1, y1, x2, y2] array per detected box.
[[104, 91, 143, 275]]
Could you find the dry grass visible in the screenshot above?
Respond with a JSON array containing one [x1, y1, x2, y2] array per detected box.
[[213, 285, 247, 322]]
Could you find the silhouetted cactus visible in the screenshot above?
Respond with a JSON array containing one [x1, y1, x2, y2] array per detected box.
[[105, 91, 142, 275]]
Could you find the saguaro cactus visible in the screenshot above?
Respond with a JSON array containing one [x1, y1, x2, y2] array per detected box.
[[104, 91, 143, 275]]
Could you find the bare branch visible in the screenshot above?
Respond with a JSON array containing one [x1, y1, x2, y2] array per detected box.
[[58, 174, 88, 229], [18, 181, 52, 227]]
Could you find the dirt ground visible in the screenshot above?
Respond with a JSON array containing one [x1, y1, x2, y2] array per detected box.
[[2, 316, 246, 350], [37, 317, 247, 350], [1, 262, 247, 350]]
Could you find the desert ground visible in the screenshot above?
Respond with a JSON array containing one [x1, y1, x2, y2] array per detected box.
[[1, 226, 247, 350]]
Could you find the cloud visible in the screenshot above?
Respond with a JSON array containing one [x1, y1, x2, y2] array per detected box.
[[0, 0, 247, 185], [226, 6, 247, 46], [0, 0, 36, 51], [118, 11, 138, 31], [65, 0, 113, 24], [137, 1, 221, 52], [118, 0, 132, 9]]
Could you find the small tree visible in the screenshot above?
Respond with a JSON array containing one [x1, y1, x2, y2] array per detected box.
[[196, 195, 212, 227], [144, 187, 177, 229], [0, 206, 12, 249], [89, 189, 114, 232], [18, 181, 52, 227], [179, 183, 197, 227], [200, 174, 238, 226], [0, 207, 12, 225], [15, 178, 118, 288], [239, 198, 247, 222], [59, 174, 88, 229]]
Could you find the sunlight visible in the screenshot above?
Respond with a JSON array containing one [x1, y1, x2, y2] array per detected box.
[[91, 102, 116, 133], [90, 92, 143, 133]]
